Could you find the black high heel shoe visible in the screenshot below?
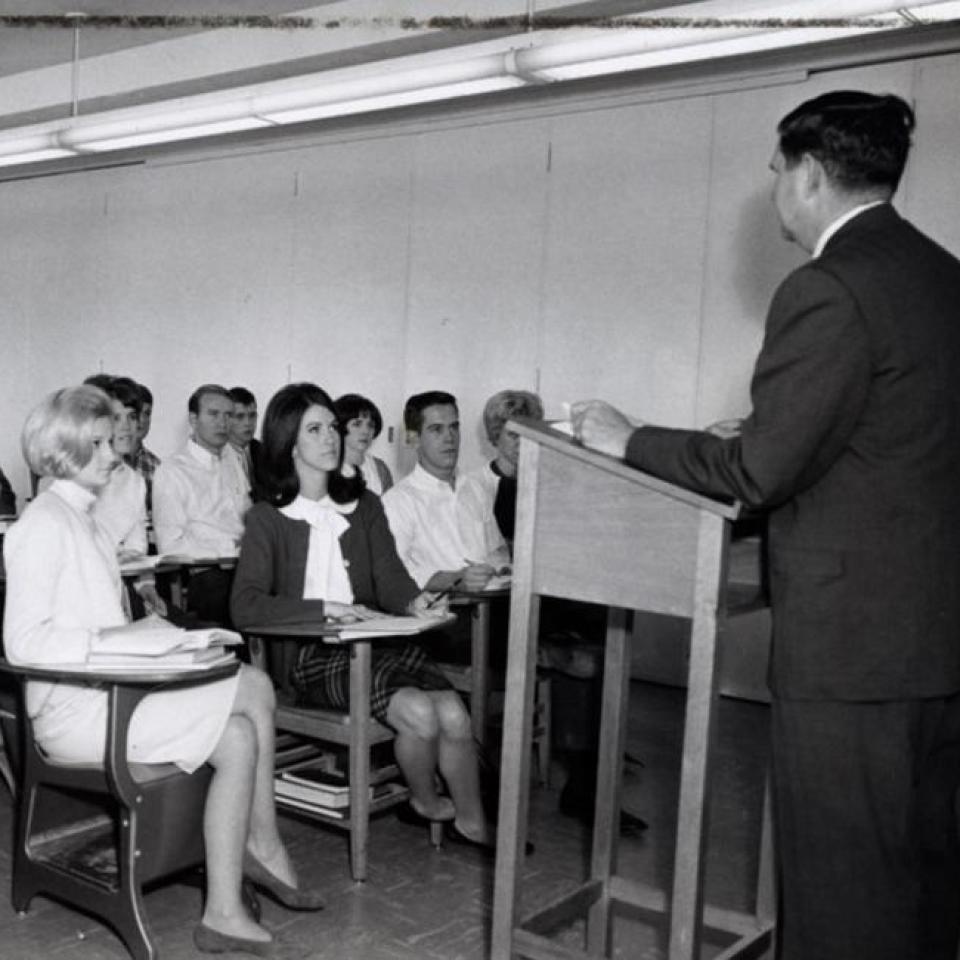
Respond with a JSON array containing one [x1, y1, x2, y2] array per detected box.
[[444, 823, 535, 856], [242, 851, 325, 911], [194, 923, 273, 957], [395, 802, 454, 827]]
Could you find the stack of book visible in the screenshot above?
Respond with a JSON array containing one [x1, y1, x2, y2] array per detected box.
[[78, 616, 241, 672], [274, 759, 405, 819]]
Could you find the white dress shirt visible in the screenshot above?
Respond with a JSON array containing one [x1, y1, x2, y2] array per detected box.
[[152, 439, 250, 557], [382, 463, 505, 588], [93, 461, 148, 555], [224, 442, 252, 495], [457, 462, 511, 561]]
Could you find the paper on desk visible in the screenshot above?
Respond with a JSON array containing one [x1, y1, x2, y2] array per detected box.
[[331, 613, 455, 642], [92, 615, 241, 656]]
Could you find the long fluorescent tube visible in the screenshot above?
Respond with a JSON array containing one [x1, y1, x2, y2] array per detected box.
[[513, 0, 955, 81], [0, 129, 75, 167], [252, 53, 527, 124], [0, 1, 956, 170], [60, 101, 273, 153]]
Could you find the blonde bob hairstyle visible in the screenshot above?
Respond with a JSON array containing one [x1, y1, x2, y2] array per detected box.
[[22, 385, 113, 480], [483, 390, 544, 446]]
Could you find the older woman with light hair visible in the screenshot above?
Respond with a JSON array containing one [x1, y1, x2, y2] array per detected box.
[[3, 384, 322, 957], [459, 389, 544, 557]]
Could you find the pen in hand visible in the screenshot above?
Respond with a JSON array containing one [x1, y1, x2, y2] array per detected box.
[[426, 577, 463, 609]]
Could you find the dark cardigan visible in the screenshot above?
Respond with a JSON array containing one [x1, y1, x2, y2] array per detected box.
[[230, 493, 419, 628]]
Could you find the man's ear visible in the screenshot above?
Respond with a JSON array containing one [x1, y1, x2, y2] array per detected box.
[[405, 429, 419, 449], [188, 411, 198, 433], [801, 152, 824, 197]]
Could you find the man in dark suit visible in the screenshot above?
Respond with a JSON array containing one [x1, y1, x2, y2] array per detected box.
[[572, 91, 960, 960]]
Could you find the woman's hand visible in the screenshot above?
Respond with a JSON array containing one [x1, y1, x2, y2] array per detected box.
[[408, 591, 449, 619], [324, 602, 379, 623]]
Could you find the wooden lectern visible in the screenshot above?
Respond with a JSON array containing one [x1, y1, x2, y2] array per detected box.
[[491, 420, 775, 960]]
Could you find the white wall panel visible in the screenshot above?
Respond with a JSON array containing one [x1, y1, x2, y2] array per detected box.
[[402, 118, 549, 475], [538, 97, 712, 429]]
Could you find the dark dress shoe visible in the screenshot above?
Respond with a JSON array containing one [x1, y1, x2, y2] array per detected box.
[[396, 802, 454, 827], [194, 923, 273, 956], [444, 823, 535, 856], [242, 851, 325, 911]]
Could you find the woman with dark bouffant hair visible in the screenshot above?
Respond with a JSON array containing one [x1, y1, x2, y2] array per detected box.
[[334, 393, 393, 496], [231, 383, 493, 848]]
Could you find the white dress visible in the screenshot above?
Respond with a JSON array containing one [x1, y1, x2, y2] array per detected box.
[[2, 479, 239, 772]]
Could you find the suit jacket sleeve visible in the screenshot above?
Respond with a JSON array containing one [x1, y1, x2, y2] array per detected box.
[[230, 504, 327, 627], [626, 264, 872, 508]]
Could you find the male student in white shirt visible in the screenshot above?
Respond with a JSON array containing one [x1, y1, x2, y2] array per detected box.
[[152, 384, 251, 624], [383, 391, 508, 595]]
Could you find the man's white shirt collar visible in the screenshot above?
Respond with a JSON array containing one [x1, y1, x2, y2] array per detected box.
[[813, 200, 886, 259], [186, 437, 222, 466], [409, 462, 459, 492]]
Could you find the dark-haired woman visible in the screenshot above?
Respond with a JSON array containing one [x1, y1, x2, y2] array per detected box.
[[231, 383, 491, 845], [333, 393, 393, 496]]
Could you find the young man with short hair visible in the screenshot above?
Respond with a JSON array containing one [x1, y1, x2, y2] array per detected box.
[[152, 384, 251, 624], [383, 391, 507, 595]]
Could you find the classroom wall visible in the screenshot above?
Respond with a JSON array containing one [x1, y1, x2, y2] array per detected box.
[[1, 50, 958, 506]]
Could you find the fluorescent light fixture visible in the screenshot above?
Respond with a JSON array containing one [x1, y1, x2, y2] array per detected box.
[[512, 0, 954, 81], [0, 128, 75, 167], [0, 1, 955, 170], [516, 26, 883, 80], [60, 101, 273, 153], [252, 53, 527, 124]]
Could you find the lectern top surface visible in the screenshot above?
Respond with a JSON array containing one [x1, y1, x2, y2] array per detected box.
[[508, 417, 740, 521]]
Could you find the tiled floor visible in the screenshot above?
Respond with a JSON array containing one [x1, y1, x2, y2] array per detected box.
[[0, 681, 772, 960]]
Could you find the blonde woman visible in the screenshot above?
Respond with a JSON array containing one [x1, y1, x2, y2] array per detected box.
[[3, 385, 322, 957]]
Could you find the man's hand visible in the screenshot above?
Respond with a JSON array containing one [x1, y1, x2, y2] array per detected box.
[[569, 400, 639, 459], [705, 418, 743, 439], [461, 562, 495, 592]]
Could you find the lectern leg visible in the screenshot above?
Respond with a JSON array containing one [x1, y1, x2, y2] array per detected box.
[[491, 591, 541, 960], [669, 512, 726, 960], [587, 607, 633, 955]]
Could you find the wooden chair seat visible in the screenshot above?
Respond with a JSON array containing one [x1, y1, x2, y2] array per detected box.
[[246, 632, 442, 883]]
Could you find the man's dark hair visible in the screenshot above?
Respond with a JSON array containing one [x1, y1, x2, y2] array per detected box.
[[83, 374, 141, 414], [228, 386, 256, 407], [777, 90, 915, 195], [136, 382, 154, 407], [334, 393, 384, 438], [403, 391, 457, 434], [188, 384, 231, 415]]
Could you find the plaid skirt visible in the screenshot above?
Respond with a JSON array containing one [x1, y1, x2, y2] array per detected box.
[[291, 640, 454, 725]]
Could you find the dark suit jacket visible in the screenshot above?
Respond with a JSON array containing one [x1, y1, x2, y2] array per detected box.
[[626, 204, 960, 701]]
